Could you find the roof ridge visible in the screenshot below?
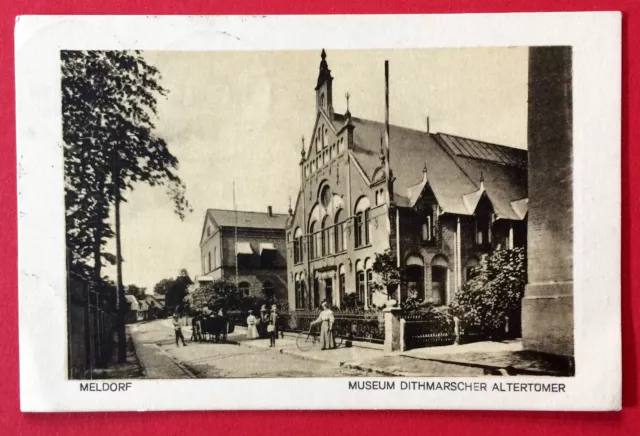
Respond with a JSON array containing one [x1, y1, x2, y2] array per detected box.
[[207, 208, 288, 216], [437, 132, 526, 152]]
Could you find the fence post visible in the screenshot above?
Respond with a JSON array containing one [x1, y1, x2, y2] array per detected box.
[[454, 317, 460, 345], [399, 318, 406, 352], [383, 307, 403, 353]]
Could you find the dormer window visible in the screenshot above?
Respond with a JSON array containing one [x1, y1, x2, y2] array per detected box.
[[476, 215, 492, 245], [422, 215, 433, 241]]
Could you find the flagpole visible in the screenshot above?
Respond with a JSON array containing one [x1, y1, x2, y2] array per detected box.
[[233, 182, 238, 288]]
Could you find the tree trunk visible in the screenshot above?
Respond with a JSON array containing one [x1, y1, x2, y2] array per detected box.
[[114, 152, 127, 363]]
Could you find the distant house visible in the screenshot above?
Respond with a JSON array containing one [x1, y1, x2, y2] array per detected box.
[[144, 294, 167, 319], [124, 295, 141, 324], [198, 206, 288, 303]]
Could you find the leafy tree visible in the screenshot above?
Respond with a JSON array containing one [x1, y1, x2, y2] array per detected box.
[[188, 278, 243, 312], [369, 249, 402, 301], [450, 246, 526, 336], [153, 278, 174, 296], [154, 270, 193, 314], [63, 50, 194, 361], [125, 284, 147, 301]]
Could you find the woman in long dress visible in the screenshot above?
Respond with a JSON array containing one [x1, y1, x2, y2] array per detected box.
[[310, 301, 335, 350], [246, 310, 258, 339]]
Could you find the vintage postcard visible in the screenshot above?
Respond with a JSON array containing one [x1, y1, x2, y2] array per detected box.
[[16, 13, 621, 411]]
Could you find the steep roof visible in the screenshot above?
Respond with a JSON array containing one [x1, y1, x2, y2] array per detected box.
[[332, 113, 527, 220], [207, 209, 288, 230]]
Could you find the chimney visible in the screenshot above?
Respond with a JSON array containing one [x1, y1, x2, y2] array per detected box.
[[267, 206, 273, 217]]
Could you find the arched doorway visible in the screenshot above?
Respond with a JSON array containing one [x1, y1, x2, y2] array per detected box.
[[431, 255, 449, 305], [405, 255, 425, 301]]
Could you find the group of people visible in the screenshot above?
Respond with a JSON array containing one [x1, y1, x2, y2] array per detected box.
[[245, 301, 337, 350], [187, 309, 230, 345], [246, 304, 282, 347]]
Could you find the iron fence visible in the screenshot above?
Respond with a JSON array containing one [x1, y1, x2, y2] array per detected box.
[[402, 312, 456, 350], [67, 274, 117, 379], [228, 309, 385, 344]]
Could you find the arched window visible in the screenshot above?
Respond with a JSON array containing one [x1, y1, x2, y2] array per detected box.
[[405, 255, 425, 301], [465, 257, 480, 281], [213, 247, 217, 269], [338, 264, 346, 305], [293, 227, 303, 264], [354, 197, 371, 248], [355, 260, 365, 306], [320, 93, 325, 108], [207, 252, 212, 273], [431, 255, 449, 305], [299, 272, 307, 309], [321, 216, 328, 257], [365, 258, 373, 307], [262, 281, 275, 300], [309, 222, 316, 259], [334, 209, 345, 253], [238, 281, 251, 297]]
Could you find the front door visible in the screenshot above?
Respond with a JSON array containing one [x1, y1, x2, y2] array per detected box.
[[324, 278, 333, 307]]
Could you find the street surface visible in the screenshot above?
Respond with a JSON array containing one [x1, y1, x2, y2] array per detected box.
[[129, 319, 369, 378]]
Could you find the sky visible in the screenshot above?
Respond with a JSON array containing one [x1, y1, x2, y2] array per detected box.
[[103, 47, 529, 293]]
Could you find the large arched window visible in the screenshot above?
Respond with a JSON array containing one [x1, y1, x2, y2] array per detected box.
[[238, 281, 251, 297], [334, 209, 345, 253], [293, 227, 303, 264], [321, 216, 328, 257], [309, 222, 317, 259], [354, 197, 371, 248]]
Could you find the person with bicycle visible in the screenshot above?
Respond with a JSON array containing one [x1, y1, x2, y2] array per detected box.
[[309, 301, 335, 350]]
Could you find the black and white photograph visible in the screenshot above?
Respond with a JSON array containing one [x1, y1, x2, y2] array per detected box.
[[63, 46, 575, 380], [16, 14, 620, 411]]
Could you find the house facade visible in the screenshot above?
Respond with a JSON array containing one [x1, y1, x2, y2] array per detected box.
[[198, 207, 288, 302], [286, 50, 528, 311]]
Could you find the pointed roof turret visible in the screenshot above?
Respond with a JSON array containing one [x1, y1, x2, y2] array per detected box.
[[315, 49, 333, 90]]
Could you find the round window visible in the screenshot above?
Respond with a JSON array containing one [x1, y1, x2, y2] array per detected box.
[[320, 185, 331, 208]]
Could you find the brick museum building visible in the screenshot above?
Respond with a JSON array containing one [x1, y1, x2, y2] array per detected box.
[[286, 50, 529, 311], [197, 207, 289, 302]]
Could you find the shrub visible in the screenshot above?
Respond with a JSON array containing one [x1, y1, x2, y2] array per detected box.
[[450, 246, 526, 336]]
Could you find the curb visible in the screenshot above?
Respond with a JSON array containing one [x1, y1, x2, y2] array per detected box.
[[153, 344, 199, 378], [399, 354, 566, 377]]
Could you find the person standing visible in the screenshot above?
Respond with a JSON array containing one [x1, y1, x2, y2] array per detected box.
[[190, 313, 200, 342], [259, 305, 269, 338], [268, 305, 278, 347], [172, 314, 188, 347], [310, 301, 335, 350], [246, 310, 258, 339]]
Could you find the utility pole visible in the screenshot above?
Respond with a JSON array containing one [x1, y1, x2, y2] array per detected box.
[[113, 145, 126, 363]]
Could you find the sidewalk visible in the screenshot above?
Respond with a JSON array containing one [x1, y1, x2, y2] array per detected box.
[[128, 323, 196, 379], [400, 340, 573, 376], [230, 328, 484, 376]]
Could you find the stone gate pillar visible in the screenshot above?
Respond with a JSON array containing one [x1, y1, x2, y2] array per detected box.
[[383, 306, 403, 353]]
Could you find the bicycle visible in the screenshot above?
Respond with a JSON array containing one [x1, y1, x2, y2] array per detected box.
[[296, 325, 344, 352]]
